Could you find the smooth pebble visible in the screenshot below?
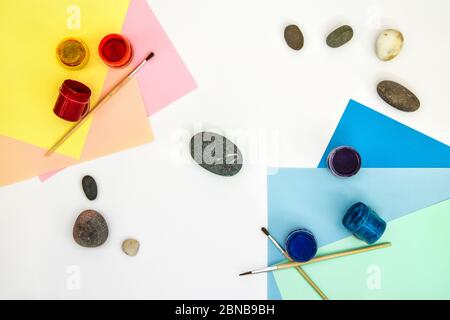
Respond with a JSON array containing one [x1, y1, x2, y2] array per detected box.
[[376, 29, 404, 61], [284, 25, 304, 51], [82, 175, 97, 201], [377, 80, 420, 112], [73, 210, 109, 248], [190, 132, 243, 177], [326, 25, 353, 48]]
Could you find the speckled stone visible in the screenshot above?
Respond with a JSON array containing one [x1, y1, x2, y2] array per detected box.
[[190, 132, 243, 177], [73, 210, 109, 248], [284, 25, 304, 51], [326, 25, 354, 48], [376, 29, 404, 61], [82, 175, 97, 201], [377, 80, 420, 112], [122, 239, 140, 257]]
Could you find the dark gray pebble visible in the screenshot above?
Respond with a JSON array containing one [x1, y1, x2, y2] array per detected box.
[[73, 210, 109, 248], [284, 25, 304, 51], [326, 25, 353, 48], [190, 132, 243, 177], [377, 80, 420, 112], [82, 175, 97, 201]]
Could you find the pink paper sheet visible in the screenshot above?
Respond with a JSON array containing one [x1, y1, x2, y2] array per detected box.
[[105, 0, 197, 116]]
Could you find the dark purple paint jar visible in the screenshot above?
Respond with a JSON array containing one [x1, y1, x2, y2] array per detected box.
[[327, 146, 362, 177]]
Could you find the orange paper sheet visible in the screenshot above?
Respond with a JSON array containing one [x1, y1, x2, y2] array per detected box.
[[0, 78, 153, 186]]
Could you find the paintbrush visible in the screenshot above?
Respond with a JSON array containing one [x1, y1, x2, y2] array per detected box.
[[240, 242, 391, 276], [262, 227, 328, 300], [45, 52, 155, 157]]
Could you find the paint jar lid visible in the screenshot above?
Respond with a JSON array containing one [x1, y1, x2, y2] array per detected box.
[[98, 34, 133, 68], [285, 229, 317, 262], [60, 80, 91, 103], [343, 202, 370, 232], [343, 202, 387, 244], [57, 38, 89, 69], [327, 146, 362, 177]]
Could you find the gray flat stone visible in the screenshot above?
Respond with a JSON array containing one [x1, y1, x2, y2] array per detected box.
[[326, 25, 353, 48], [82, 175, 97, 201], [190, 132, 243, 177]]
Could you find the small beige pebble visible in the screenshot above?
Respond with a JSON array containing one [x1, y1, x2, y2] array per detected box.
[[376, 29, 404, 61], [122, 239, 140, 257]]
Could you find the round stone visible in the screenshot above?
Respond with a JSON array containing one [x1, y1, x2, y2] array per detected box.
[[376, 29, 404, 61], [82, 175, 98, 201], [73, 210, 109, 248], [377, 80, 420, 112], [326, 25, 354, 48], [284, 25, 304, 51], [122, 239, 140, 257]]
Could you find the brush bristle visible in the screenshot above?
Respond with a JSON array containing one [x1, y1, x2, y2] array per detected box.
[[239, 271, 252, 276], [146, 52, 155, 61], [261, 227, 270, 236]]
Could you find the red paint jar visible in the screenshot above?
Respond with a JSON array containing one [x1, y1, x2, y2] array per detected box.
[[98, 34, 133, 68], [53, 80, 91, 122]]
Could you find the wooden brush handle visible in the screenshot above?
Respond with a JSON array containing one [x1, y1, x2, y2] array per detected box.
[[278, 242, 392, 270], [45, 52, 154, 156], [293, 265, 329, 300], [45, 78, 131, 156]]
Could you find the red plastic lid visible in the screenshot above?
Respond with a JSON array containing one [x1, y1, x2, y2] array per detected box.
[[98, 34, 133, 68], [60, 80, 91, 103]]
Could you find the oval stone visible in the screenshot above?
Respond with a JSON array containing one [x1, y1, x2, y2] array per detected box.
[[284, 25, 304, 51], [377, 80, 420, 112], [122, 239, 140, 257], [73, 210, 109, 248], [82, 175, 97, 201], [326, 25, 353, 48], [190, 132, 243, 177], [376, 29, 404, 61]]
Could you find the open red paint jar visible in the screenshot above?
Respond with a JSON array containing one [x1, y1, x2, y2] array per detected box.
[[98, 34, 133, 68], [53, 80, 91, 122]]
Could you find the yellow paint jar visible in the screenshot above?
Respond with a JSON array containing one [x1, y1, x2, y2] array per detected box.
[[56, 38, 89, 69]]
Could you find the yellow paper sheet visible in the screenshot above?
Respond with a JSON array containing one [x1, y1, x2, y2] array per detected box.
[[0, 0, 130, 158]]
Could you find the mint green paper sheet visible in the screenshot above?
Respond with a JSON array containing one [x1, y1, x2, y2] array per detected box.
[[273, 199, 450, 300]]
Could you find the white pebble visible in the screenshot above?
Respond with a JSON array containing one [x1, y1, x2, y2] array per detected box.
[[376, 29, 404, 61]]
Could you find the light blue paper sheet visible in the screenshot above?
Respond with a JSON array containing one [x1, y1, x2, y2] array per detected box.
[[268, 100, 450, 299]]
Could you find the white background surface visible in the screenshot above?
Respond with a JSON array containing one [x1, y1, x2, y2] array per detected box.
[[0, 0, 449, 299]]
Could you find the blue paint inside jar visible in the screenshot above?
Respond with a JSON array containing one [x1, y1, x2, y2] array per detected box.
[[327, 146, 361, 177], [285, 229, 318, 262], [343, 202, 387, 244]]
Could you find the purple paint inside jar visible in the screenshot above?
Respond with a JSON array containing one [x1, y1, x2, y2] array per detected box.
[[327, 146, 362, 177]]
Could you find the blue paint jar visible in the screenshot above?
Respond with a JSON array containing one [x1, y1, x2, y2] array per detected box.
[[343, 202, 386, 244], [285, 229, 318, 262]]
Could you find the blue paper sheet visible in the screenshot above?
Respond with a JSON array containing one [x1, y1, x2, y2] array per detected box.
[[318, 100, 450, 168], [268, 99, 450, 299]]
